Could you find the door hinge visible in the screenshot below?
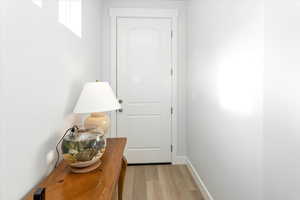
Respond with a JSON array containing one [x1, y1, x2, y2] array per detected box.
[[171, 107, 174, 114], [170, 68, 174, 76], [171, 145, 173, 152], [171, 30, 173, 38]]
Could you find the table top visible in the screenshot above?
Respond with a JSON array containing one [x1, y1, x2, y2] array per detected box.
[[24, 138, 127, 200]]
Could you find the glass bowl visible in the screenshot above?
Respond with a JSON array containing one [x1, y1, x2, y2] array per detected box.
[[61, 131, 106, 168]]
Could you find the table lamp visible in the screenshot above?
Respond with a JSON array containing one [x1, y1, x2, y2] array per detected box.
[[74, 81, 121, 134], [57, 81, 121, 173]]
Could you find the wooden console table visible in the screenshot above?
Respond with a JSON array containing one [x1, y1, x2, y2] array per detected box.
[[24, 138, 127, 200]]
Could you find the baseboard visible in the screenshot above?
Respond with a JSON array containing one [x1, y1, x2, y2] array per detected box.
[[185, 158, 214, 200], [173, 156, 187, 164]]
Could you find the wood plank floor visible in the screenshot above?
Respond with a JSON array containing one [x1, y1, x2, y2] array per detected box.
[[123, 164, 204, 200]]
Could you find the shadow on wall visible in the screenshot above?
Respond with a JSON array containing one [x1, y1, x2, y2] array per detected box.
[[35, 113, 81, 176], [36, 80, 83, 177]]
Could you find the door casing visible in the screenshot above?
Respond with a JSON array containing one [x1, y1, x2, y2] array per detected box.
[[109, 8, 178, 164]]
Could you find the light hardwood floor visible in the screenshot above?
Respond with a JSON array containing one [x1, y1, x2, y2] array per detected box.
[[123, 164, 204, 200]]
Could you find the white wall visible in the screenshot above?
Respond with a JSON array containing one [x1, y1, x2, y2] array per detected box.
[[0, 0, 102, 199], [187, 0, 264, 200], [101, 0, 187, 157], [0, 1, 5, 198], [264, 0, 300, 199]]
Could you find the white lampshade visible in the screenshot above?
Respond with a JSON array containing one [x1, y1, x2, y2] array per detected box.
[[73, 82, 121, 114]]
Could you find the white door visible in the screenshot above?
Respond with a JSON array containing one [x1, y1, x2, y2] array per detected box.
[[116, 17, 172, 164]]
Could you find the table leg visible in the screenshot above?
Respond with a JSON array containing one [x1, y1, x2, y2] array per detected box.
[[118, 156, 127, 200]]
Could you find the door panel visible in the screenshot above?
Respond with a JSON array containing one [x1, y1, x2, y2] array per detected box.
[[116, 18, 172, 163]]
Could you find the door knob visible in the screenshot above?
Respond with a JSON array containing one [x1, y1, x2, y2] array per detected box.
[[118, 108, 123, 113], [118, 99, 123, 104]]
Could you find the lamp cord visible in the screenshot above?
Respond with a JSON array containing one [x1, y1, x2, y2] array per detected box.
[[54, 126, 78, 168]]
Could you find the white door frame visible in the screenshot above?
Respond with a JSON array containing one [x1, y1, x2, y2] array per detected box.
[[109, 8, 179, 164]]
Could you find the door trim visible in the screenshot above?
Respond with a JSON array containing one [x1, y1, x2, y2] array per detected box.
[[109, 8, 179, 164]]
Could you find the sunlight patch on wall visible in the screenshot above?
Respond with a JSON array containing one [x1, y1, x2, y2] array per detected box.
[[217, 33, 263, 115], [32, 0, 43, 8], [58, 0, 82, 38]]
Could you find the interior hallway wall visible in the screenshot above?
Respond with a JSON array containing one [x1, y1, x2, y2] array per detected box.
[[0, 0, 103, 199], [186, 0, 264, 199], [0, 0, 5, 198], [264, 0, 300, 199], [101, 0, 187, 157]]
